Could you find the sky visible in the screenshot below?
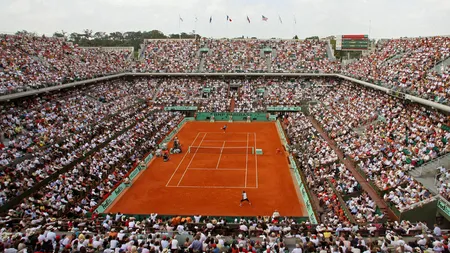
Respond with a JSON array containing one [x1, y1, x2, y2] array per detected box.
[[0, 0, 449, 39]]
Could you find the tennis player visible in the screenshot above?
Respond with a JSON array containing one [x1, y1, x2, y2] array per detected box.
[[240, 191, 251, 207], [221, 124, 227, 133]]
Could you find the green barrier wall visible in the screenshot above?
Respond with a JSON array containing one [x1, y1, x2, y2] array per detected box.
[[267, 106, 302, 112], [275, 121, 289, 151], [275, 121, 317, 224], [196, 112, 268, 121], [400, 199, 438, 228], [291, 157, 318, 224], [164, 106, 198, 111], [144, 153, 153, 165], [96, 183, 127, 213], [95, 163, 150, 213], [438, 198, 450, 221]]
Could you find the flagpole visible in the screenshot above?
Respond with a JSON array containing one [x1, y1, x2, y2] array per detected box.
[[246, 15, 249, 38], [293, 15, 296, 39], [178, 14, 181, 39], [194, 16, 197, 40], [226, 16, 228, 38]]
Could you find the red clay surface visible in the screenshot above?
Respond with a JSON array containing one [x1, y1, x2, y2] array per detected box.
[[108, 122, 306, 217]]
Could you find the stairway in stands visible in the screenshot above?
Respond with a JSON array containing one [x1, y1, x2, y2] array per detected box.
[[229, 86, 238, 112], [229, 97, 236, 112], [308, 116, 398, 222]]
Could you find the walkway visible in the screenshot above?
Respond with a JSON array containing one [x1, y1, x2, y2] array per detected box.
[[308, 116, 399, 221], [229, 98, 235, 112]]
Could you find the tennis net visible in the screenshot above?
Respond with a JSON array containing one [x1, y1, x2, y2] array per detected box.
[[188, 146, 254, 154]]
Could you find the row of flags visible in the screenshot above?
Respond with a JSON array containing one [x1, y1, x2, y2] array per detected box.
[[179, 15, 297, 24]]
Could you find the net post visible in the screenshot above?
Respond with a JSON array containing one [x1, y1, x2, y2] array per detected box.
[[252, 147, 254, 154]]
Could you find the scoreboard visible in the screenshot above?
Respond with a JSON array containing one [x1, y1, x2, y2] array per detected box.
[[337, 34, 369, 50]]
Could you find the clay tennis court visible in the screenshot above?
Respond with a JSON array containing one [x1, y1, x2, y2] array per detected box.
[[107, 121, 306, 217]]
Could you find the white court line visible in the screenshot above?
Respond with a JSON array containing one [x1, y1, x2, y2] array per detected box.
[[201, 140, 248, 143], [188, 168, 246, 171], [165, 132, 201, 187], [176, 133, 208, 186], [215, 141, 226, 169], [188, 146, 251, 149], [166, 185, 258, 189], [203, 132, 256, 134], [254, 132, 258, 188], [245, 133, 249, 187]]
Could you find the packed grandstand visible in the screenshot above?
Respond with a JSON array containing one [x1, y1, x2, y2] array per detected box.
[[1, 33, 450, 253]]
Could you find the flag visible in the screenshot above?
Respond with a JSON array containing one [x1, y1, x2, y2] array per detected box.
[[179, 15, 183, 22], [294, 16, 297, 24], [209, 16, 212, 23], [195, 16, 198, 22], [227, 15, 232, 22], [262, 15, 268, 21], [278, 15, 283, 24], [247, 16, 251, 23]]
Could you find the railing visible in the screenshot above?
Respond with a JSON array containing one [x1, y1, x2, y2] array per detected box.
[[0, 107, 152, 213], [413, 152, 450, 177], [2, 72, 450, 114], [387, 195, 439, 217], [326, 178, 357, 224]]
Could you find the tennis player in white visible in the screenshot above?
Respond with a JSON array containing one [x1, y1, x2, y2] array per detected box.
[[240, 190, 252, 207]]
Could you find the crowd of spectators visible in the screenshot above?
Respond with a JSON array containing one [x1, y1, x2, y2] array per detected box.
[[202, 39, 268, 73], [136, 40, 200, 73], [18, 110, 182, 219], [0, 211, 445, 253], [342, 36, 450, 104], [198, 80, 230, 112], [272, 40, 339, 73], [284, 112, 383, 225], [232, 79, 266, 112], [310, 81, 445, 212], [3, 34, 450, 112], [437, 166, 450, 202], [153, 78, 205, 106], [0, 78, 163, 205], [284, 112, 343, 224], [0, 34, 132, 95], [134, 39, 342, 74], [263, 78, 336, 107], [2, 74, 450, 252], [151, 78, 230, 111]]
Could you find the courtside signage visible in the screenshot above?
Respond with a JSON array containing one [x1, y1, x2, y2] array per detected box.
[[96, 183, 126, 213]]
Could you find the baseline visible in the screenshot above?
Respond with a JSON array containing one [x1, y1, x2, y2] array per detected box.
[[187, 168, 246, 171], [176, 133, 208, 186], [165, 132, 201, 187], [166, 185, 258, 189], [254, 132, 259, 188]]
